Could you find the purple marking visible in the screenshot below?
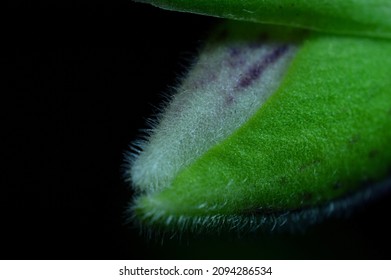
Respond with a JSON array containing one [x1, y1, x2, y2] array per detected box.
[[229, 47, 241, 57], [236, 45, 289, 90], [227, 47, 245, 68]]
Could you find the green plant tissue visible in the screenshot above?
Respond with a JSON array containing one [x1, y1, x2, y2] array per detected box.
[[127, 1, 391, 233], [135, 0, 391, 39]]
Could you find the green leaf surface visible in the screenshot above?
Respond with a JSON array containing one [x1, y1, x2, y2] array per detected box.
[[129, 21, 391, 232], [136, 0, 391, 39]]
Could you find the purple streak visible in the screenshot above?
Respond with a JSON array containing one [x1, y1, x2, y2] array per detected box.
[[236, 45, 289, 90]]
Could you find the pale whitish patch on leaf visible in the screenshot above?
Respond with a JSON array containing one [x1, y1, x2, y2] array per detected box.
[[128, 24, 299, 193]]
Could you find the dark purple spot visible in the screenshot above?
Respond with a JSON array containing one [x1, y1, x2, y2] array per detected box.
[[227, 47, 245, 68], [229, 47, 241, 57], [236, 45, 289, 90]]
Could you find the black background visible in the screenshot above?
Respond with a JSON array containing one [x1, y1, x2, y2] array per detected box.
[[3, 2, 391, 259]]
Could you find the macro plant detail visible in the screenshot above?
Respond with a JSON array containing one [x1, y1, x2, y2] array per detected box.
[[126, 0, 391, 234]]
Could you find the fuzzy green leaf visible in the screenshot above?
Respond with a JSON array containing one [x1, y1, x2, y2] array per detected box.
[[128, 21, 391, 233]]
